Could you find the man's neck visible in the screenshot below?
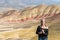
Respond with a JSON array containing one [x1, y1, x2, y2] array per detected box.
[[42, 25, 45, 27]]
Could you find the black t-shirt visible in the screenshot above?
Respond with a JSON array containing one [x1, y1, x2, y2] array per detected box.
[[36, 25, 48, 37]]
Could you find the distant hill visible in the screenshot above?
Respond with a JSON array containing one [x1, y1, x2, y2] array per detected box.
[[0, 4, 60, 28]]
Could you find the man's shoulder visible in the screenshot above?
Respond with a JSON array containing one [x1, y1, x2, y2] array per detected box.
[[37, 25, 41, 28], [38, 25, 41, 27], [44, 26, 48, 29]]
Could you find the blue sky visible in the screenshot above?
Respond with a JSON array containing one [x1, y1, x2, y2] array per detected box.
[[0, 0, 60, 9]]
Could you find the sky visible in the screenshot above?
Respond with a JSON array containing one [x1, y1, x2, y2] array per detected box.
[[0, 0, 60, 9]]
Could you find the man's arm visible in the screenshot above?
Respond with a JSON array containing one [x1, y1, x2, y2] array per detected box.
[[38, 31, 43, 34], [43, 29, 48, 35], [36, 26, 42, 34]]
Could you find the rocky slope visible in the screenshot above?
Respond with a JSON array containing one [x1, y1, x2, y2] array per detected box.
[[0, 4, 60, 21], [0, 4, 60, 27]]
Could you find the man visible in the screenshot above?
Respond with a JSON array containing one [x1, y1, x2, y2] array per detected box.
[[36, 18, 48, 40]]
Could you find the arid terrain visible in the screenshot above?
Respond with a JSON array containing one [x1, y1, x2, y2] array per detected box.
[[0, 4, 60, 40]]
